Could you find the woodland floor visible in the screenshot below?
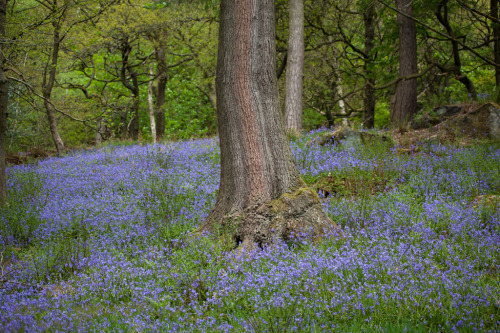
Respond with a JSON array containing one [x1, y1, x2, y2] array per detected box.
[[0, 127, 499, 332]]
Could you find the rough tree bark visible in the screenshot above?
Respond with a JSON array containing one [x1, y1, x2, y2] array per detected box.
[[392, 0, 418, 128], [284, 0, 304, 134], [0, 0, 7, 203], [199, 0, 336, 250], [363, 1, 376, 128], [492, 0, 500, 101], [42, 0, 65, 155]]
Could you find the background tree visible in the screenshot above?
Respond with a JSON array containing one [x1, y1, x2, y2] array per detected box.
[[41, 0, 68, 154], [284, 0, 305, 133], [147, 63, 157, 143], [490, 0, 500, 100], [199, 0, 335, 249], [96, 3, 149, 141], [391, 0, 418, 128], [362, 0, 376, 128], [151, 32, 168, 140], [435, 0, 477, 100], [5, 0, 117, 153], [0, 0, 7, 202], [0, 0, 498, 157]]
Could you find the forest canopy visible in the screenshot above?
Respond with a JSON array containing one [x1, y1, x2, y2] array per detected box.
[[1, 0, 498, 152]]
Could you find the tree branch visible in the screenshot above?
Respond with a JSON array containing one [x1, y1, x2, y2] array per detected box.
[[7, 75, 107, 136], [376, 0, 500, 68]]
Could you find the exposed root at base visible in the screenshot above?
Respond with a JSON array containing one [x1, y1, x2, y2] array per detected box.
[[201, 186, 340, 253]]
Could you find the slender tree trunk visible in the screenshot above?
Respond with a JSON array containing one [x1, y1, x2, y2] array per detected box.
[[121, 98, 131, 140], [284, 0, 304, 134], [329, 42, 348, 126], [155, 45, 167, 140], [324, 107, 334, 128], [44, 101, 65, 151], [363, 1, 376, 128], [119, 41, 140, 141], [129, 95, 139, 140], [95, 118, 105, 145], [435, 0, 477, 100], [392, 0, 418, 128], [336, 83, 347, 126], [42, 2, 65, 155], [148, 64, 157, 143], [492, 0, 500, 101], [0, 0, 7, 203], [199, 0, 335, 250]]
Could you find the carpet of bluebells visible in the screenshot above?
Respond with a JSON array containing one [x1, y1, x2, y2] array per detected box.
[[0, 129, 499, 332]]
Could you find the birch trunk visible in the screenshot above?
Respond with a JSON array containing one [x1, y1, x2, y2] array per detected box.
[[330, 44, 348, 126], [148, 64, 157, 143]]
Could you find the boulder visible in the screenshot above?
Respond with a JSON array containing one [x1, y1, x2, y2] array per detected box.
[[442, 103, 500, 140], [434, 105, 462, 117], [410, 105, 463, 130]]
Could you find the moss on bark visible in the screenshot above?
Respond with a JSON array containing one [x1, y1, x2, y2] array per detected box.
[[201, 185, 338, 252]]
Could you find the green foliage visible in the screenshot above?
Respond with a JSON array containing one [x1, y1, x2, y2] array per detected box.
[[302, 107, 326, 130], [6, 85, 53, 152], [4, 0, 498, 151], [374, 100, 390, 129], [163, 74, 216, 140]]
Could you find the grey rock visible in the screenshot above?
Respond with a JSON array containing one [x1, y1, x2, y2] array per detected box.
[[444, 103, 500, 140], [434, 105, 462, 117]]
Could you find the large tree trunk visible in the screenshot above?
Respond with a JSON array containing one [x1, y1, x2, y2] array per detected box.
[[155, 45, 167, 140], [0, 0, 7, 203], [492, 0, 500, 101], [363, 1, 376, 128], [392, 0, 418, 128], [284, 0, 304, 134], [42, 6, 65, 155], [199, 0, 335, 250]]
